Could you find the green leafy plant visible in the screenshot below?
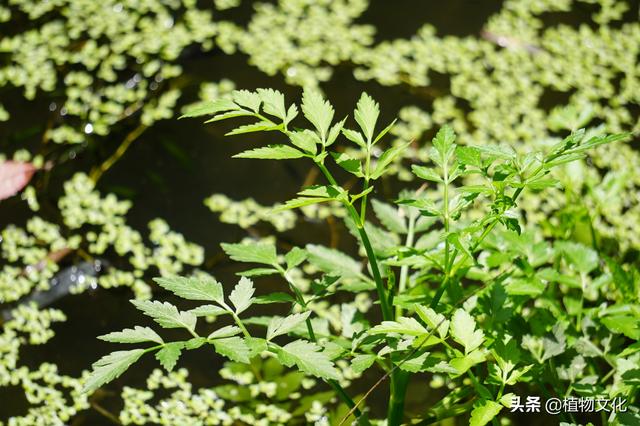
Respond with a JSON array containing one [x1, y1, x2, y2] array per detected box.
[[85, 89, 637, 425]]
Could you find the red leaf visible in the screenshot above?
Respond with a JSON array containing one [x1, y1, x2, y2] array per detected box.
[[0, 160, 37, 201]]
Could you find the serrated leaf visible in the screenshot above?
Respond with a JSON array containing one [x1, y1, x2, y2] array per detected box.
[[415, 305, 449, 338], [477, 145, 515, 160], [526, 177, 560, 190], [267, 311, 312, 340], [237, 267, 279, 277], [566, 132, 628, 155], [397, 197, 440, 216], [601, 315, 640, 340], [153, 276, 223, 303], [342, 128, 366, 148], [185, 337, 207, 349], [246, 337, 268, 357], [302, 89, 334, 141], [208, 325, 242, 339], [392, 351, 432, 373], [98, 326, 163, 345], [212, 337, 250, 363], [327, 117, 347, 146], [470, 400, 503, 426], [411, 165, 443, 182], [372, 199, 406, 233], [351, 354, 377, 374], [273, 197, 332, 212], [83, 349, 145, 393], [189, 305, 229, 317], [351, 185, 374, 202], [371, 141, 411, 180], [432, 125, 456, 163], [233, 144, 304, 160], [289, 130, 317, 154], [427, 360, 459, 375], [456, 146, 482, 168], [298, 185, 343, 198], [306, 244, 362, 279], [277, 340, 340, 380], [373, 119, 397, 145], [131, 300, 197, 331], [331, 152, 363, 176], [369, 317, 428, 336], [180, 99, 239, 118], [156, 342, 183, 372], [226, 121, 278, 136], [451, 309, 484, 354], [221, 242, 278, 265], [354, 92, 379, 142], [232, 90, 261, 112], [229, 277, 254, 314], [459, 185, 493, 195], [449, 349, 487, 374], [544, 152, 586, 168], [204, 110, 254, 123], [285, 247, 307, 269], [285, 104, 298, 124], [257, 88, 286, 119]]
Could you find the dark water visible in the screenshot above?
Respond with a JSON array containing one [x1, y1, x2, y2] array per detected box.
[[1, 0, 636, 424]]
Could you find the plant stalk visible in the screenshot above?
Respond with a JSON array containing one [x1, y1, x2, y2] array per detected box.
[[387, 369, 410, 426], [396, 210, 416, 318], [316, 161, 392, 321]]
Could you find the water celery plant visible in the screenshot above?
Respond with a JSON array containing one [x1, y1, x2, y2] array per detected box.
[[84, 89, 636, 425]]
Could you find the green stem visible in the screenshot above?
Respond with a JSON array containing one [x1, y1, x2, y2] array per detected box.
[[361, 143, 371, 222], [231, 313, 251, 338], [316, 161, 392, 322], [316, 160, 390, 424], [396, 211, 416, 318], [330, 380, 368, 424], [353, 217, 393, 321], [430, 162, 453, 309], [388, 205, 416, 424], [387, 369, 410, 426], [360, 178, 370, 223]]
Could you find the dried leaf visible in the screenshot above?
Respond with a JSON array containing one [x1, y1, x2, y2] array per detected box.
[[0, 161, 37, 201]]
